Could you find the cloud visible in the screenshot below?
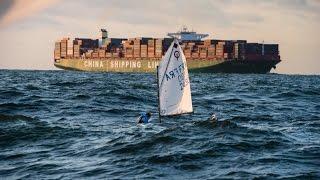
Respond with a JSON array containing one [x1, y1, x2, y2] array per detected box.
[[0, 0, 60, 27], [0, 0, 319, 74]]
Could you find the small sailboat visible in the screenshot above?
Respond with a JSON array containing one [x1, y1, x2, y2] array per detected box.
[[156, 39, 193, 122]]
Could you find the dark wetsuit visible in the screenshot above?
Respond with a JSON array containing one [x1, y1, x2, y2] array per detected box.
[[138, 113, 150, 124]]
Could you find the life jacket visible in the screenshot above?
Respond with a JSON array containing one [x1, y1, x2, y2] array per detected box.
[[138, 113, 150, 123]]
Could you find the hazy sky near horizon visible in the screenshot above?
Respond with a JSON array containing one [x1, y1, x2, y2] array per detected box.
[[0, 0, 319, 74]]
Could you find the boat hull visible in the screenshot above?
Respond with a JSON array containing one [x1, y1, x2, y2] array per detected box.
[[54, 58, 280, 73]]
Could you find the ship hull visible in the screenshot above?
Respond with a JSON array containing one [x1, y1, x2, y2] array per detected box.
[[54, 58, 280, 73]]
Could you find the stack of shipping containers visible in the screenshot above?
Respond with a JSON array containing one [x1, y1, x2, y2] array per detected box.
[[199, 45, 207, 59], [92, 50, 99, 59], [54, 42, 61, 59], [73, 40, 81, 58], [183, 43, 192, 58], [113, 46, 121, 58], [67, 39, 73, 58], [163, 38, 173, 52], [60, 38, 67, 58], [99, 39, 108, 59], [106, 51, 112, 58], [124, 39, 133, 58], [133, 39, 141, 58], [191, 45, 199, 58], [85, 50, 93, 58], [263, 44, 279, 60], [53, 36, 279, 62], [155, 39, 163, 58], [98, 48, 106, 58], [223, 41, 234, 59], [207, 45, 215, 59], [148, 39, 155, 58], [215, 42, 224, 59], [234, 42, 246, 60], [141, 44, 147, 58], [246, 43, 262, 60]]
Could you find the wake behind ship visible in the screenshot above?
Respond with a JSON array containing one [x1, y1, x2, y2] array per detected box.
[[54, 27, 281, 73]]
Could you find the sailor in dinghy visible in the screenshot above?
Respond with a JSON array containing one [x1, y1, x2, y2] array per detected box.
[[137, 112, 152, 124]]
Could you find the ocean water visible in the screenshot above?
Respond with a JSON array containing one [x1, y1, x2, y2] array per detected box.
[[0, 70, 319, 179]]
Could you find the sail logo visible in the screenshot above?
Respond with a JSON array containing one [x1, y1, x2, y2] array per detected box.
[[174, 51, 180, 61]]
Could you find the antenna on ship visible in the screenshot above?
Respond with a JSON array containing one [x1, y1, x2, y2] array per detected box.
[[182, 25, 187, 32]]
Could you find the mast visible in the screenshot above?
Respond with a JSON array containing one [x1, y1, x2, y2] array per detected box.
[[262, 40, 265, 56], [156, 66, 161, 123]]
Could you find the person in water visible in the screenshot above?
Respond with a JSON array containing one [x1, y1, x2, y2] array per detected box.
[[209, 113, 218, 122], [137, 112, 152, 124]]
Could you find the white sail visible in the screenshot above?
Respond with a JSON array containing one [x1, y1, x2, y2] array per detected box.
[[157, 39, 193, 116]]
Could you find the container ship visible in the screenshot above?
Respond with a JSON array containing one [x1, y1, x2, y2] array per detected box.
[[54, 27, 281, 73]]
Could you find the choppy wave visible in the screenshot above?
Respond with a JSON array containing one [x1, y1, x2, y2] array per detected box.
[[0, 70, 319, 179]]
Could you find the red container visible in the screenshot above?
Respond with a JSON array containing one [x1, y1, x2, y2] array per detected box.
[[148, 39, 155, 47], [106, 52, 112, 58], [99, 49, 106, 58], [141, 45, 147, 58], [192, 52, 199, 58]]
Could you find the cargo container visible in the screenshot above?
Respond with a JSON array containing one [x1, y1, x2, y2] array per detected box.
[[204, 39, 219, 46], [73, 44, 81, 58], [216, 44, 224, 58], [147, 39, 155, 58], [92, 51, 98, 58], [198, 46, 207, 58], [148, 39, 155, 47], [192, 52, 199, 58], [184, 46, 192, 58], [98, 49, 106, 58], [60, 39, 67, 58], [125, 47, 133, 58], [75, 38, 98, 49], [55, 42, 61, 49], [207, 45, 215, 58], [103, 38, 125, 47], [85, 50, 93, 58], [246, 43, 262, 55], [112, 52, 120, 58], [106, 52, 112, 58], [234, 43, 246, 59], [155, 39, 163, 58], [67, 40, 73, 57], [141, 45, 148, 58], [263, 44, 279, 55], [54, 41, 61, 59]]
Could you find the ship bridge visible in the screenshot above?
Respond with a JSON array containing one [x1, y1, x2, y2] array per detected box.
[[167, 27, 209, 41]]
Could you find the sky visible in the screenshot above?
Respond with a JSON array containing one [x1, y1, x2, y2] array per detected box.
[[0, 0, 319, 74]]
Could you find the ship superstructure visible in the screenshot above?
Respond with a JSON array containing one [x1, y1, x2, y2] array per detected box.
[[167, 26, 208, 41]]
